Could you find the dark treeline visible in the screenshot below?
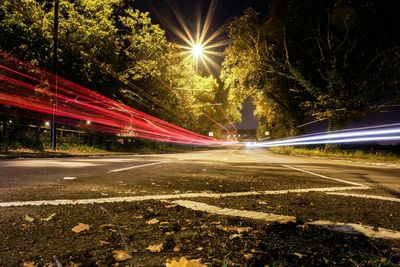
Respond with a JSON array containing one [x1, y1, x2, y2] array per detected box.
[[221, 0, 400, 139]]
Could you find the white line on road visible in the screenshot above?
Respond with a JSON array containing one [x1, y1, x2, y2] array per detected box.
[[0, 186, 368, 208], [282, 165, 368, 188], [172, 200, 295, 224], [326, 192, 400, 202], [107, 161, 170, 173], [63, 177, 77, 180], [172, 200, 400, 240], [308, 220, 400, 240]]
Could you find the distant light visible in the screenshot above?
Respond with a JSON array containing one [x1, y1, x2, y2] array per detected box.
[[86, 120, 91, 125], [45, 121, 50, 126], [208, 131, 214, 137], [8, 120, 12, 123], [192, 43, 204, 58]]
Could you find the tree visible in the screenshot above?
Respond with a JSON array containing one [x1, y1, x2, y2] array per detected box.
[[0, 0, 230, 140], [221, 8, 304, 138], [221, 0, 400, 138]]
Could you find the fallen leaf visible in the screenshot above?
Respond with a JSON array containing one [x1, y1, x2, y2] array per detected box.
[[173, 245, 181, 252], [165, 204, 178, 208], [258, 201, 268, 205], [133, 215, 144, 219], [99, 240, 110, 245], [293, 252, 306, 259], [244, 254, 254, 260], [23, 261, 38, 267], [24, 214, 35, 222], [229, 234, 242, 240], [146, 218, 159, 225], [146, 243, 164, 253], [165, 231, 174, 236], [71, 223, 90, 233], [200, 224, 208, 230], [41, 213, 56, 221], [112, 250, 132, 261], [166, 257, 207, 267], [160, 221, 169, 225]]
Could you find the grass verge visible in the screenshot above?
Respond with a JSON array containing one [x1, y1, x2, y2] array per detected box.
[[271, 146, 400, 163]]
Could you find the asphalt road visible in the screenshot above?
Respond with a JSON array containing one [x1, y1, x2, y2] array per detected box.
[[0, 145, 399, 202], [1, 146, 400, 266]]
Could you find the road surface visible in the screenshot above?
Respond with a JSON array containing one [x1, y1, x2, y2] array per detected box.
[[1, 146, 399, 202], [0, 146, 399, 266]]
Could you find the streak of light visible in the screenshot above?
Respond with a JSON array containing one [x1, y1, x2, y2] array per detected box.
[[0, 53, 233, 146], [246, 125, 400, 148]]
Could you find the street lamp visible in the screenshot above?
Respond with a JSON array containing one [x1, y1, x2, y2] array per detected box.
[[191, 43, 204, 58]]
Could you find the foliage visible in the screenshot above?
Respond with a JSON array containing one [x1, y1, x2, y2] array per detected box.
[[0, 0, 230, 143], [221, 0, 400, 138]]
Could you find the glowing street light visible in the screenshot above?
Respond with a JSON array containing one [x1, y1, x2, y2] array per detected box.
[[191, 43, 204, 58]]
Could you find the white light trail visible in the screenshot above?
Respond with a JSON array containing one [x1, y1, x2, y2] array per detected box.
[[247, 124, 400, 148]]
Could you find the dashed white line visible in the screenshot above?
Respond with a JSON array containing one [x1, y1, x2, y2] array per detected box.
[[107, 161, 170, 173]]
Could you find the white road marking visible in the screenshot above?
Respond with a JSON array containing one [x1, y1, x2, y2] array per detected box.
[[308, 220, 400, 240], [172, 200, 400, 240], [0, 192, 260, 207], [63, 177, 77, 180], [172, 200, 295, 223], [262, 186, 368, 194], [0, 186, 368, 208], [282, 165, 368, 188], [107, 161, 170, 173], [326, 192, 400, 202]]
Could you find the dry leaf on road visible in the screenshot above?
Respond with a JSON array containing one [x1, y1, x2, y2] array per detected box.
[[41, 213, 56, 221], [112, 250, 132, 261], [146, 243, 164, 253], [166, 257, 207, 267], [23, 261, 38, 267], [24, 215, 35, 222], [71, 223, 90, 233], [146, 218, 159, 225]]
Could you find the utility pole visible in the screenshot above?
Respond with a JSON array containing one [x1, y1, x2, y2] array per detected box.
[[51, 0, 59, 150]]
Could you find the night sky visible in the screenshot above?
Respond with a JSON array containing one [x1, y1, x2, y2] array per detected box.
[[133, 0, 266, 130], [134, 0, 268, 41]]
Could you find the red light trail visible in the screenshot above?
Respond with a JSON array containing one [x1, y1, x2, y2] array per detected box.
[[0, 52, 231, 146]]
